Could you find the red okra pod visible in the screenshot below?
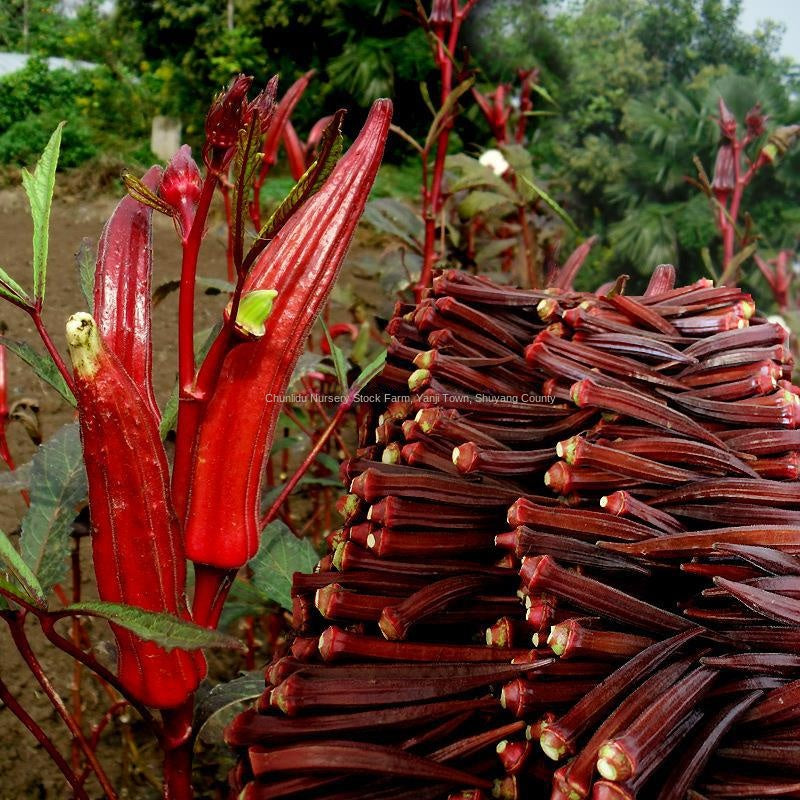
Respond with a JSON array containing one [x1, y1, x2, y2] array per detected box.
[[714, 577, 800, 625], [535, 331, 685, 389], [595, 667, 718, 783], [703, 576, 800, 600], [496, 739, 532, 775], [643, 263, 676, 295], [601, 293, 680, 336], [561, 659, 695, 799], [415, 407, 510, 450], [66, 314, 204, 707], [742, 678, 800, 727], [700, 652, 800, 674], [271, 670, 511, 716], [350, 466, 523, 506], [501, 678, 599, 718], [678, 345, 789, 378], [433, 271, 552, 307], [495, 528, 651, 574], [602, 526, 800, 559], [591, 710, 706, 799], [720, 428, 800, 456], [570, 380, 726, 447], [291, 570, 427, 597], [538, 629, 700, 762], [684, 322, 787, 359], [711, 543, 800, 575], [367, 495, 503, 528], [600, 492, 685, 535], [413, 350, 526, 396], [666, 502, 800, 526], [508, 498, 656, 542], [379, 575, 493, 640], [401, 441, 460, 474], [435, 296, 525, 351], [752, 452, 800, 479], [606, 437, 758, 478], [367, 528, 497, 558], [428, 327, 487, 358], [572, 332, 693, 364], [559, 436, 700, 484], [717, 740, 800, 770], [545, 462, 636, 494], [520, 556, 695, 634], [682, 366, 777, 401], [431, 721, 526, 762], [652, 478, 800, 507], [670, 389, 800, 428], [318, 626, 537, 663], [184, 99, 392, 572], [547, 622, 654, 662], [334, 541, 515, 578], [315, 583, 397, 622], [248, 740, 493, 787], [93, 165, 161, 421], [526, 342, 629, 391], [453, 442, 554, 476]]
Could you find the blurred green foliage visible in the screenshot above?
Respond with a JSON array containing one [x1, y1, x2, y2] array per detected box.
[[0, 0, 796, 302]]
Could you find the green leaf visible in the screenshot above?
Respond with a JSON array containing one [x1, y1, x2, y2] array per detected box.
[[0, 573, 38, 607], [362, 198, 424, 252], [230, 119, 265, 269], [529, 82, 557, 106], [352, 348, 387, 397], [249, 520, 318, 610], [719, 242, 758, 287], [0, 265, 31, 306], [75, 238, 95, 313], [516, 174, 581, 237], [0, 527, 46, 607], [20, 423, 87, 595], [257, 112, 345, 244], [457, 190, 516, 220], [193, 671, 264, 743], [314, 452, 340, 474], [218, 578, 272, 630], [0, 338, 75, 406], [321, 320, 349, 395], [424, 78, 475, 154], [65, 600, 245, 652], [21, 122, 64, 303]]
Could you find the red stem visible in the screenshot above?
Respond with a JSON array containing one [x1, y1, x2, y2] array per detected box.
[[161, 700, 195, 800], [0, 670, 90, 800], [171, 171, 221, 518], [221, 182, 235, 283], [6, 611, 119, 800], [416, 4, 475, 299], [30, 306, 76, 395]]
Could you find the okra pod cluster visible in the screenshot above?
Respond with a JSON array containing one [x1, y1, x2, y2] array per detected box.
[[228, 269, 800, 797]]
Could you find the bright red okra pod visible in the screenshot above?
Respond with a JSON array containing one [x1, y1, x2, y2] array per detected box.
[[183, 100, 392, 606]]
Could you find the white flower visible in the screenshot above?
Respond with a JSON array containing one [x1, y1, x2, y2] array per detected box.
[[479, 149, 509, 176]]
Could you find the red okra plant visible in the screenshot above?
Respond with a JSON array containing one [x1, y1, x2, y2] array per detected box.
[[0, 79, 391, 798]]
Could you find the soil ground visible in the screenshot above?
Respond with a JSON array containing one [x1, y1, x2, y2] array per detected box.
[[0, 183, 316, 799]]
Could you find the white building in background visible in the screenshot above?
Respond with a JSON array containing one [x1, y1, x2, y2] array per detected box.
[[0, 52, 96, 78]]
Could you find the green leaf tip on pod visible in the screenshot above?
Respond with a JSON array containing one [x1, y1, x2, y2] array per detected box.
[[65, 312, 102, 379], [226, 289, 279, 339]]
